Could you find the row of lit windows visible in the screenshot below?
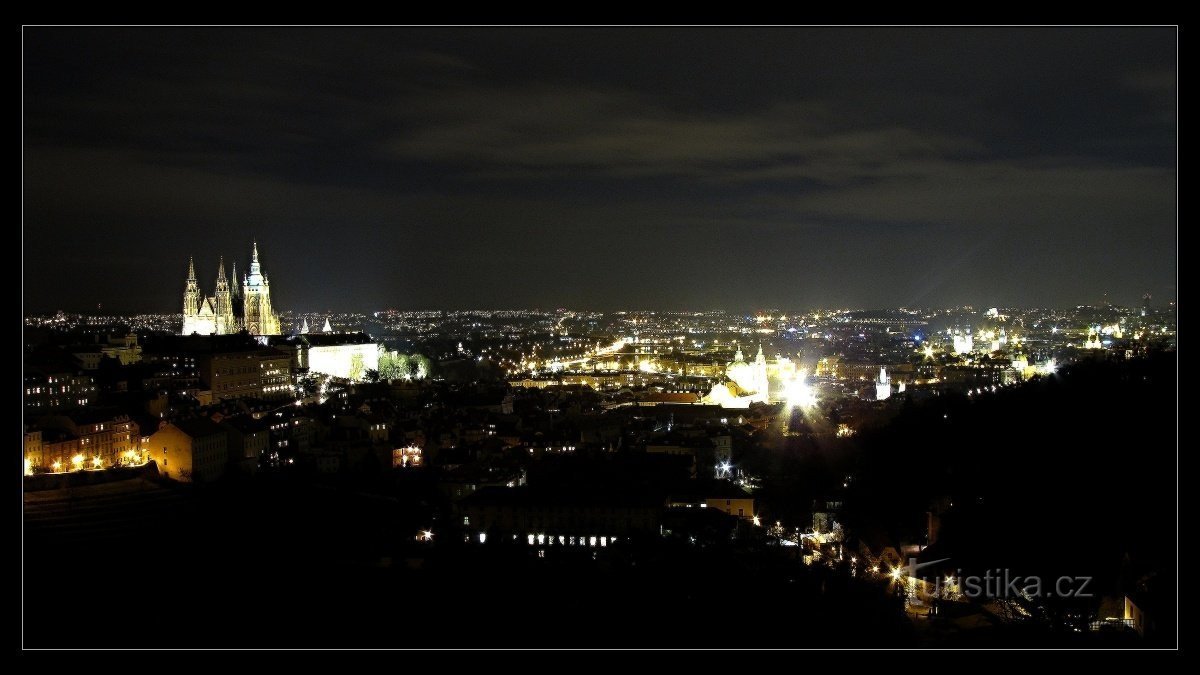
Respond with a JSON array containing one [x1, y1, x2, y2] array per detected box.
[[25, 399, 92, 407]]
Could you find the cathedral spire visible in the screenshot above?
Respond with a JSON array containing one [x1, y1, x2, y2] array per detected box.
[[248, 240, 262, 278], [217, 256, 226, 282], [187, 256, 196, 282]]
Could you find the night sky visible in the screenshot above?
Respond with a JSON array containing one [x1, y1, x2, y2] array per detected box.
[[23, 27, 1176, 313]]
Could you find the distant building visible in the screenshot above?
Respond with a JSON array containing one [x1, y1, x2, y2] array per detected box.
[[458, 486, 664, 539], [667, 481, 755, 519], [102, 333, 143, 365], [952, 328, 974, 355], [24, 367, 95, 413], [726, 344, 770, 403], [276, 333, 378, 381], [875, 366, 892, 401], [147, 334, 295, 402], [181, 241, 280, 336], [24, 429, 42, 473], [637, 392, 702, 406], [73, 334, 142, 369], [221, 415, 271, 474], [199, 346, 293, 402], [24, 413, 141, 472], [148, 418, 229, 483]]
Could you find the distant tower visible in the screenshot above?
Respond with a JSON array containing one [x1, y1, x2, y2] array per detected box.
[[875, 367, 892, 401], [242, 241, 280, 335], [212, 257, 237, 334], [230, 259, 244, 320], [752, 344, 769, 400], [181, 257, 217, 335], [300, 317, 310, 334], [182, 256, 200, 320], [1142, 293, 1151, 317]]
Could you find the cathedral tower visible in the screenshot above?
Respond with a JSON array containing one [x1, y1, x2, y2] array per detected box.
[[181, 257, 216, 335], [230, 259, 244, 319], [213, 257, 238, 334], [183, 257, 200, 317], [242, 241, 280, 336]]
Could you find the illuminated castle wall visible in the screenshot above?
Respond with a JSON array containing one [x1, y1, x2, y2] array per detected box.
[[182, 241, 280, 336], [307, 342, 379, 381]]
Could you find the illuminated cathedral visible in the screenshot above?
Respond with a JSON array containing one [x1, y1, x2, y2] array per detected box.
[[181, 241, 280, 336]]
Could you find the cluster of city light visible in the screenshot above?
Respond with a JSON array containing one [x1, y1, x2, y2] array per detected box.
[[121, 449, 147, 466], [393, 445, 423, 468]]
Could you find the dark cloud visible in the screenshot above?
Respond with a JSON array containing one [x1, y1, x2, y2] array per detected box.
[[23, 26, 1176, 312]]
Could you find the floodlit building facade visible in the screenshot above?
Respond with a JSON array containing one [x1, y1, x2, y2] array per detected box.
[[182, 241, 280, 336], [148, 418, 229, 483]]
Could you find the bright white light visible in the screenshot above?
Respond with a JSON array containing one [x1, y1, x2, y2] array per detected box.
[[784, 369, 817, 409]]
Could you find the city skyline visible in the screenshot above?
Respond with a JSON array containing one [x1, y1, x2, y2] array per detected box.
[[21, 27, 1179, 649], [24, 27, 1176, 312]]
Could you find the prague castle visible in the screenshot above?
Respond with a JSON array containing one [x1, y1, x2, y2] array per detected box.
[[181, 242, 280, 336]]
